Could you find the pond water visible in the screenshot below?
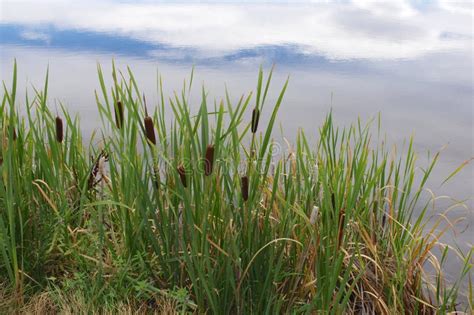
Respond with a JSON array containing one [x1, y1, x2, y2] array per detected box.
[[0, 0, 472, 285]]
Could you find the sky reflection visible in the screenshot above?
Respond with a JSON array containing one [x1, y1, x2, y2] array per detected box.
[[1, 0, 472, 62]]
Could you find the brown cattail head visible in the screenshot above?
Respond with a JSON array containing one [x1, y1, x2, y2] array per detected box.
[[241, 175, 249, 201], [144, 116, 156, 145], [6, 125, 16, 141], [251, 108, 260, 133], [381, 210, 387, 229], [177, 164, 187, 187], [331, 192, 336, 210], [8, 126, 17, 141], [204, 144, 215, 176], [55, 116, 63, 143], [115, 101, 124, 129]]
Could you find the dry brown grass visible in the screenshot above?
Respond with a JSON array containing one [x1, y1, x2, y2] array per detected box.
[[0, 287, 181, 315]]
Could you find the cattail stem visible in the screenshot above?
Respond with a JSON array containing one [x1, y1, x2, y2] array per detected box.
[[55, 116, 63, 143], [115, 101, 124, 129], [177, 164, 187, 187], [152, 162, 160, 190], [204, 144, 215, 176], [337, 208, 345, 249], [241, 176, 249, 201], [144, 116, 156, 145]]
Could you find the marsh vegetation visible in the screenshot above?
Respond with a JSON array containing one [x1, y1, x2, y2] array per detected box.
[[0, 62, 472, 313]]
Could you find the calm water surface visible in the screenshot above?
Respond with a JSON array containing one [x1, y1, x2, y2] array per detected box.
[[1, 0, 472, 282]]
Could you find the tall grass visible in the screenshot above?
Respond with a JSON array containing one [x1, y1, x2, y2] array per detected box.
[[0, 61, 472, 313]]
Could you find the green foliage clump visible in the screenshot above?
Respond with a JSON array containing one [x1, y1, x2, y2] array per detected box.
[[0, 61, 472, 314]]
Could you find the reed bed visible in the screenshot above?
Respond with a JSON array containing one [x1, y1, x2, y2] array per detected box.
[[0, 61, 472, 314]]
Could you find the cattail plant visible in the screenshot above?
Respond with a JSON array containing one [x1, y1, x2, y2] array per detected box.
[[143, 95, 156, 146], [381, 208, 387, 229], [114, 100, 124, 129], [0, 63, 468, 314], [337, 208, 345, 249], [142, 94, 159, 189], [241, 175, 249, 201], [251, 108, 260, 133], [55, 116, 63, 143], [152, 163, 160, 189], [331, 192, 336, 210], [144, 116, 156, 145], [7, 125, 17, 141], [204, 144, 215, 176], [250, 149, 256, 159], [177, 164, 187, 187], [247, 107, 260, 176]]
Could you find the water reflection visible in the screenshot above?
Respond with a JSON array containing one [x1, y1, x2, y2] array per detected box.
[[1, 1, 473, 61]]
